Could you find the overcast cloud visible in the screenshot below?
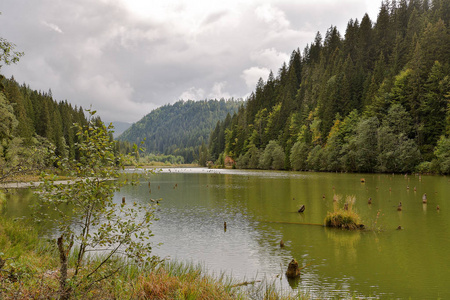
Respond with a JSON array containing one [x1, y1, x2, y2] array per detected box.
[[1, 0, 380, 123]]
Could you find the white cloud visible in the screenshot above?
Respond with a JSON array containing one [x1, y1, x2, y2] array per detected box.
[[208, 81, 231, 99], [250, 48, 290, 72], [255, 3, 290, 30], [42, 21, 63, 33], [179, 87, 206, 100], [241, 67, 270, 89]]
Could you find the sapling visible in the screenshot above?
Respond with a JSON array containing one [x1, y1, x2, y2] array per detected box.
[[35, 110, 157, 299]]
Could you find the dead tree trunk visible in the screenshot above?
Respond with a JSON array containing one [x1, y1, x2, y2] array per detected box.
[[57, 235, 73, 300], [285, 259, 300, 278]]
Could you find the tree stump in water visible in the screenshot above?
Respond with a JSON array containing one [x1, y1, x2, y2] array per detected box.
[[298, 205, 305, 213], [285, 259, 300, 278]]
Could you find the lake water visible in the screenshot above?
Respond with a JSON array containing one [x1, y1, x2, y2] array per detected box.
[[3, 168, 450, 299]]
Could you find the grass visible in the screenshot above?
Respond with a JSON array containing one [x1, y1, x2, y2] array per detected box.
[[0, 191, 5, 209], [0, 216, 60, 299], [324, 195, 363, 230], [0, 213, 312, 299], [136, 262, 241, 300]]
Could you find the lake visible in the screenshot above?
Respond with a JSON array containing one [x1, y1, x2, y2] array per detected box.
[[3, 168, 450, 299]]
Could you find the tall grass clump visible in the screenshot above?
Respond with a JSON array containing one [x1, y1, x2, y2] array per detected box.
[[324, 195, 363, 230], [0, 216, 59, 299], [135, 261, 245, 300]]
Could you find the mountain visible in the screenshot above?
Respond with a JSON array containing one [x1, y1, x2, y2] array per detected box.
[[110, 121, 132, 138], [118, 99, 242, 163], [209, 0, 450, 173]]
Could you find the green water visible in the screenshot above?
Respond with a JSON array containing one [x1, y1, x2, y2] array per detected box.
[[3, 168, 450, 299]]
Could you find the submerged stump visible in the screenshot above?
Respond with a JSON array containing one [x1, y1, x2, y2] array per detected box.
[[285, 259, 300, 278], [298, 205, 305, 213], [422, 193, 427, 204]]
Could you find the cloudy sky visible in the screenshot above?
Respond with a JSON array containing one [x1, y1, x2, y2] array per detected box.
[[1, 0, 380, 123]]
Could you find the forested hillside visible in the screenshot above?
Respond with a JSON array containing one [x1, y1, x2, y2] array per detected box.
[[0, 75, 91, 180], [118, 99, 242, 163], [210, 0, 450, 173]]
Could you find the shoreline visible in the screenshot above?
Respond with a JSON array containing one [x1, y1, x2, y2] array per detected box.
[[0, 180, 74, 189]]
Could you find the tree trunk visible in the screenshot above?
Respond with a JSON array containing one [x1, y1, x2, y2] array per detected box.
[[57, 235, 71, 300]]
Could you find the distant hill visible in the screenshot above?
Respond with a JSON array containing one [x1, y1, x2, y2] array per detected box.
[[118, 99, 242, 162], [110, 121, 131, 138]]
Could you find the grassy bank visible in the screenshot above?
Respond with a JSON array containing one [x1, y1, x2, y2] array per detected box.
[[0, 215, 309, 299], [0, 216, 60, 298]]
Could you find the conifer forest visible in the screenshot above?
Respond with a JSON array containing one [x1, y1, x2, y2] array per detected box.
[[208, 0, 450, 173]]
